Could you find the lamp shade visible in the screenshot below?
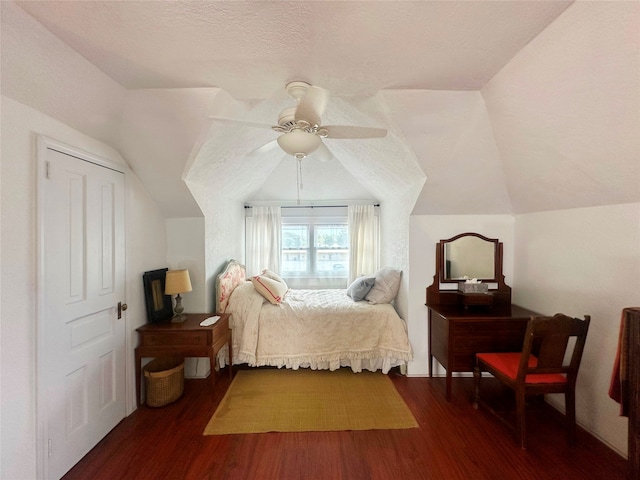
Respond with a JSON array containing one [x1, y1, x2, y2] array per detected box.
[[164, 269, 192, 295], [277, 130, 321, 159]]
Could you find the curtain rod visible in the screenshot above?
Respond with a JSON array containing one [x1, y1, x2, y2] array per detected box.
[[244, 204, 380, 209]]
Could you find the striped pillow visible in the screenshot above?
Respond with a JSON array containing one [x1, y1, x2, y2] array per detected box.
[[251, 275, 288, 305], [261, 269, 288, 290]]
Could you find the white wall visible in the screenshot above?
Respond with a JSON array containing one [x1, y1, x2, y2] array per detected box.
[[408, 215, 516, 375], [0, 97, 167, 480], [187, 182, 246, 312], [166, 217, 206, 313], [513, 203, 640, 456]]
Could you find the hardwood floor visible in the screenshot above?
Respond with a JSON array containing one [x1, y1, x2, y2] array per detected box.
[[63, 368, 626, 480]]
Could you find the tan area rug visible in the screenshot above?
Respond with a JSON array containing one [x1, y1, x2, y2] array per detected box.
[[203, 368, 418, 435]]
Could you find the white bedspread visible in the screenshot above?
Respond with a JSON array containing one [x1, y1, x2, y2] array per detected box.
[[226, 281, 413, 373]]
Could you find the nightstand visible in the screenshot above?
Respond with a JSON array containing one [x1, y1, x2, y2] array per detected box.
[[135, 313, 232, 406]]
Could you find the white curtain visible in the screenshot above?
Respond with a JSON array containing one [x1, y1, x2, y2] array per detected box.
[[247, 206, 281, 276], [348, 204, 379, 283]]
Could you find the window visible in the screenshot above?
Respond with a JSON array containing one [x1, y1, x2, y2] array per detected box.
[[245, 205, 378, 290], [281, 211, 349, 289], [314, 224, 349, 274], [282, 224, 309, 273], [282, 222, 349, 280]]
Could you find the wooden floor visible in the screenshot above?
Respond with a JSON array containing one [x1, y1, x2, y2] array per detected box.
[[63, 368, 627, 480]]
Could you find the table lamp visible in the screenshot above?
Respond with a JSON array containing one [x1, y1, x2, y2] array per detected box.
[[164, 269, 192, 322]]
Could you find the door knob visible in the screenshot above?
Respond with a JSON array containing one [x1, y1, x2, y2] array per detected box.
[[118, 302, 128, 319]]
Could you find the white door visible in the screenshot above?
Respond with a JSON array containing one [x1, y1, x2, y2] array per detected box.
[[39, 143, 126, 479]]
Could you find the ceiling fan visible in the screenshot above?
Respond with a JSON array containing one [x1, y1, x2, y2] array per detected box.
[[210, 81, 387, 160]]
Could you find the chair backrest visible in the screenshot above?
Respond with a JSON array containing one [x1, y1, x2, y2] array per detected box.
[[518, 314, 591, 385]]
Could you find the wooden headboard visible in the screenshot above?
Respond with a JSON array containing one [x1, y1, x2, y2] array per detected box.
[[216, 260, 247, 313]]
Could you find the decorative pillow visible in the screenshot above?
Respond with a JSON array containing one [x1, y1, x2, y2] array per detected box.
[[261, 269, 288, 290], [251, 275, 288, 305], [346, 276, 376, 302], [365, 268, 402, 304]]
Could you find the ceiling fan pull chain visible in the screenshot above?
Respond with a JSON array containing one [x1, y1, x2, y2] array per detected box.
[[296, 158, 304, 205]]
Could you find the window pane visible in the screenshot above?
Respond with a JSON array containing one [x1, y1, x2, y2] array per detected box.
[[315, 225, 348, 248], [282, 225, 309, 248], [315, 224, 348, 275], [315, 249, 349, 274], [282, 250, 308, 273], [282, 225, 309, 274]]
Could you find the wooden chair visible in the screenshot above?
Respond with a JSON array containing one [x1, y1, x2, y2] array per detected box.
[[473, 313, 591, 449]]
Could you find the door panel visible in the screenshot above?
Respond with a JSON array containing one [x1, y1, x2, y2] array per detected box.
[[41, 146, 126, 480]]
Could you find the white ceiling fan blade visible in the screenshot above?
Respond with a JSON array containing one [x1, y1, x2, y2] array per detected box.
[[322, 125, 387, 139], [308, 141, 334, 162], [294, 86, 329, 126], [247, 139, 279, 157], [209, 115, 274, 130]]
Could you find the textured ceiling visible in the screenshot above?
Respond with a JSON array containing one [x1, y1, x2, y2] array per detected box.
[[16, 1, 573, 99], [5, 1, 638, 217]]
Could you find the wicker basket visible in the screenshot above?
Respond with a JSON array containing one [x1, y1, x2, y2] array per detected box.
[[143, 357, 184, 407]]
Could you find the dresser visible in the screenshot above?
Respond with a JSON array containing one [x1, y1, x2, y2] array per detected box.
[[425, 232, 539, 401], [427, 303, 539, 401], [135, 313, 232, 406]]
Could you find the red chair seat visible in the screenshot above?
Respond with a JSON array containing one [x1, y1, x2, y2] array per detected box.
[[477, 352, 567, 384]]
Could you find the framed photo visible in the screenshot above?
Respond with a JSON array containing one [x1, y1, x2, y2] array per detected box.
[[142, 268, 173, 323]]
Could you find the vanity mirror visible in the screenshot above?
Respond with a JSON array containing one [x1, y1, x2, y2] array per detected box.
[[426, 232, 511, 307], [442, 233, 497, 282]]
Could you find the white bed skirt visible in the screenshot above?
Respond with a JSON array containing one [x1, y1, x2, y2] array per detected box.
[[216, 345, 407, 374]]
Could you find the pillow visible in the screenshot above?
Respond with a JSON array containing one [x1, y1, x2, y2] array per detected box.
[[261, 269, 288, 290], [346, 276, 375, 302], [251, 275, 288, 305], [365, 268, 402, 304]]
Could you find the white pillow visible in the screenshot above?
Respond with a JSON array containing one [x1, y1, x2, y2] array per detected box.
[[365, 268, 402, 304], [346, 276, 375, 302], [251, 275, 288, 304], [261, 269, 288, 290]]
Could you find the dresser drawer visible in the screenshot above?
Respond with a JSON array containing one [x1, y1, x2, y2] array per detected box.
[[210, 316, 229, 334], [454, 322, 527, 336], [454, 323, 497, 335], [454, 336, 497, 351], [460, 293, 493, 306], [142, 332, 208, 347], [454, 335, 524, 353]]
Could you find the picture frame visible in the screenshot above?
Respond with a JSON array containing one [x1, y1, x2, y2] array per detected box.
[[142, 268, 173, 323]]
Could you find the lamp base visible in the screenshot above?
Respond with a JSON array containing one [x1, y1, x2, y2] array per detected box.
[[171, 294, 186, 322]]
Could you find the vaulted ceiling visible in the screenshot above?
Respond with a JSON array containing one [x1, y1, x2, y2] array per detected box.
[[4, 1, 638, 217]]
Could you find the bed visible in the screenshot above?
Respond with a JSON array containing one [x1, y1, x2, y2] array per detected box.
[[216, 260, 413, 374]]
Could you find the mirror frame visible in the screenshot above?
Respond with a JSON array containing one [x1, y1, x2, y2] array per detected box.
[[439, 232, 499, 283], [426, 232, 511, 307]]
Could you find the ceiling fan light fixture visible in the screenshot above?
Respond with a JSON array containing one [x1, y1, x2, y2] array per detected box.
[[277, 129, 321, 159]]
